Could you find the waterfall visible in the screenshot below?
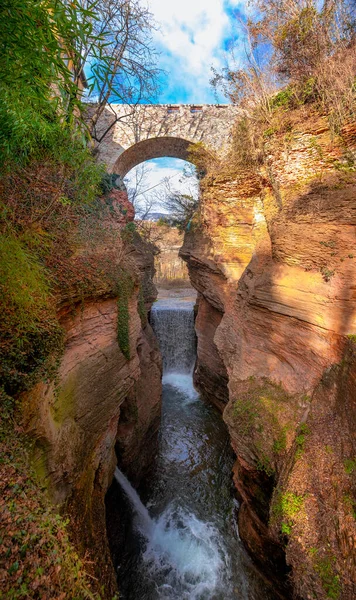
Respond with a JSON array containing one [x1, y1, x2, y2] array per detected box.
[[150, 300, 196, 374], [114, 467, 229, 600], [114, 468, 153, 535], [111, 297, 272, 599]]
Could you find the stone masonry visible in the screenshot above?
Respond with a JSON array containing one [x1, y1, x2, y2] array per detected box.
[[90, 104, 240, 175]]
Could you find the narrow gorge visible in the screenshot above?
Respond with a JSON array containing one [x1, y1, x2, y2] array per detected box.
[[1, 3, 356, 598]]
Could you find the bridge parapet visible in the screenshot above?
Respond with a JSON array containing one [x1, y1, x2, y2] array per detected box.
[[90, 104, 241, 174]]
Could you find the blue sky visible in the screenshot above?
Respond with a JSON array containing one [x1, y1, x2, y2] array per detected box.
[[126, 1, 248, 215], [149, 0, 247, 104]]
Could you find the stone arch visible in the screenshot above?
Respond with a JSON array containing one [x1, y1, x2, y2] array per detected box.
[[113, 136, 193, 177]]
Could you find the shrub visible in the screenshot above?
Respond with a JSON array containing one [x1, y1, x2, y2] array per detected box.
[[0, 233, 63, 396], [212, 1, 356, 134]]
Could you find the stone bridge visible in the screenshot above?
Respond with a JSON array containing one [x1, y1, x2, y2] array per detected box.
[[91, 104, 240, 176]]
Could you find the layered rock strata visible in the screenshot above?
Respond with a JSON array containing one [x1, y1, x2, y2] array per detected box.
[[22, 226, 162, 596], [181, 110, 356, 599]]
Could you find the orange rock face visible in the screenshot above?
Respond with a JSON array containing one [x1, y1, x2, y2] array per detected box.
[[106, 188, 135, 224], [22, 229, 162, 594], [181, 110, 356, 599]]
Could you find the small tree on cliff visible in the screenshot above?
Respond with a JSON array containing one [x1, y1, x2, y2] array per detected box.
[[0, 0, 159, 168], [77, 0, 159, 144], [156, 172, 199, 231], [212, 0, 356, 129]]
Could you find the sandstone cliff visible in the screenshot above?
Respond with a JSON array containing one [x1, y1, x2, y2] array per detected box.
[[15, 192, 162, 597], [181, 108, 356, 599]]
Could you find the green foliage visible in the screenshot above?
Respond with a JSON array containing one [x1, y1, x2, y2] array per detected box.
[[0, 414, 102, 599], [270, 87, 294, 110], [347, 334, 356, 344], [320, 266, 335, 282], [281, 522, 292, 535], [343, 494, 356, 520], [256, 454, 274, 477], [213, 1, 356, 138], [320, 240, 336, 249], [280, 491, 304, 518], [273, 490, 304, 536], [263, 126, 277, 138], [121, 221, 137, 243], [0, 0, 94, 169], [273, 427, 287, 454], [100, 173, 123, 195], [295, 423, 310, 459], [314, 556, 341, 599], [157, 217, 171, 227], [344, 458, 356, 475], [116, 270, 135, 360], [0, 232, 64, 397]]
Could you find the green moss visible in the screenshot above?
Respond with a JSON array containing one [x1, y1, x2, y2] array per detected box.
[[232, 380, 299, 476], [116, 269, 135, 360], [273, 490, 304, 536], [344, 458, 356, 475], [52, 373, 77, 426], [233, 397, 259, 433], [295, 423, 310, 459], [314, 557, 341, 599], [0, 232, 64, 398], [273, 427, 288, 454], [347, 334, 356, 344], [0, 233, 50, 314], [30, 440, 50, 488]]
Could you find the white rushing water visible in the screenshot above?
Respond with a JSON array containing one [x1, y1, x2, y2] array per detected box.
[[150, 300, 196, 374], [115, 468, 230, 600], [111, 298, 274, 600], [152, 300, 199, 403]]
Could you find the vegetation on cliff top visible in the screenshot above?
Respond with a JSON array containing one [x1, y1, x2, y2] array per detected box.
[[205, 5, 356, 598], [207, 0, 356, 182], [0, 1, 157, 597]]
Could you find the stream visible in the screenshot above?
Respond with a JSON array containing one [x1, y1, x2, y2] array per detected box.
[[106, 298, 275, 600]]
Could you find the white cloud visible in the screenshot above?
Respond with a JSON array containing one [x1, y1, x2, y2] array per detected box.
[[150, 0, 228, 73], [147, 0, 246, 102], [125, 158, 198, 217], [125, 3, 247, 214]]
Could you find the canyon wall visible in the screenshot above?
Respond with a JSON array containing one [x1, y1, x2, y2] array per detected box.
[[21, 198, 162, 596], [181, 109, 356, 599]]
